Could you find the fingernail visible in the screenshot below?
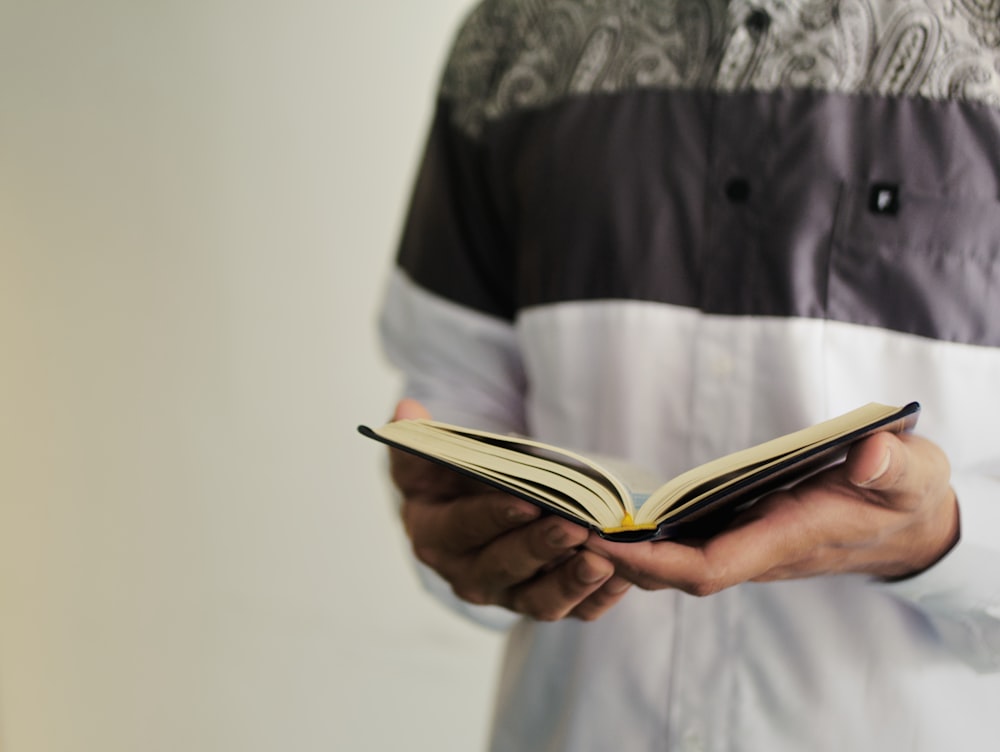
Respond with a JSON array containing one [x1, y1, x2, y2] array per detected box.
[[859, 448, 892, 487], [605, 577, 631, 594], [577, 559, 611, 585], [547, 525, 568, 547], [507, 505, 539, 523]]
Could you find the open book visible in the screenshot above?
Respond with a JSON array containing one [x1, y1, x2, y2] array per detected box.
[[360, 402, 920, 542]]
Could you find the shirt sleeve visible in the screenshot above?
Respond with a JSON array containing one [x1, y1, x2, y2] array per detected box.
[[378, 2, 526, 630], [879, 470, 1000, 672]]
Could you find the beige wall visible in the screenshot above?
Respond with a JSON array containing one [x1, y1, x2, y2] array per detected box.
[[0, 2, 504, 750]]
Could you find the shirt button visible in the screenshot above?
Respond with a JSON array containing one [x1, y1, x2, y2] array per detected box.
[[868, 182, 900, 215], [745, 8, 771, 34], [724, 177, 751, 202]]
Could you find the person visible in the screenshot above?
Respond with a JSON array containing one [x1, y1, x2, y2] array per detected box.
[[377, 1, 1000, 749]]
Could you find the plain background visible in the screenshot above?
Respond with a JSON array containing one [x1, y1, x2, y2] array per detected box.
[[0, 1, 507, 750]]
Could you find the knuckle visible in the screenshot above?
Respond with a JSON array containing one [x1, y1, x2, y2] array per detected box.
[[411, 545, 439, 569], [510, 592, 563, 622], [492, 557, 527, 584], [489, 497, 520, 529], [681, 571, 726, 597], [399, 501, 419, 537], [454, 510, 486, 542], [535, 521, 587, 555], [451, 581, 492, 606], [619, 571, 664, 592], [571, 601, 609, 622], [529, 605, 565, 622], [688, 579, 724, 597]]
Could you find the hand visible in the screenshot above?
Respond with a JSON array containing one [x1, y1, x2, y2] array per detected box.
[[587, 431, 960, 595], [390, 399, 631, 621]]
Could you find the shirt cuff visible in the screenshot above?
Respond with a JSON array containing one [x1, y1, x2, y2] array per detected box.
[[878, 471, 1000, 672]]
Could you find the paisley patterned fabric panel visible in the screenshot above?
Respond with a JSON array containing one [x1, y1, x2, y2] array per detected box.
[[441, 0, 1000, 137]]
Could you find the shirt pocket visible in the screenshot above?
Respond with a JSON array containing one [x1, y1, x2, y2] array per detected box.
[[827, 183, 1000, 347]]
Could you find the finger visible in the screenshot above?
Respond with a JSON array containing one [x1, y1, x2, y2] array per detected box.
[[392, 398, 430, 422], [568, 575, 632, 621], [402, 490, 542, 555], [588, 495, 821, 595], [586, 537, 710, 593], [844, 431, 905, 497], [386, 399, 503, 500], [459, 516, 590, 597], [428, 517, 590, 606], [386, 399, 498, 499], [386, 400, 470, 498], [389, 445, 487, 499], [843, 432, 951, 510], [504, 550, 614, 621]]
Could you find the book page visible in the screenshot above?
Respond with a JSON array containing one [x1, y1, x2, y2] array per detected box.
[[363, 402, 917, 537], [635, 402, 906, 524], [373, 420, 631, 528]]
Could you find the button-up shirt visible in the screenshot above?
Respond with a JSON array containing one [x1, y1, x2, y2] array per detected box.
[[380, 1, 1000, 749]]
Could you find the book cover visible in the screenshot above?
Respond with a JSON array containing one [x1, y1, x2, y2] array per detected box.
[[360, 402, 921, 542]]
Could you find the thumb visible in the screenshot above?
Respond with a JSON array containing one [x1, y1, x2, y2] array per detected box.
[[844, 431, 951, 514], [393, 398, 431, 422], [846, 431, 898, 491], [387, 398, 470, 497]]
